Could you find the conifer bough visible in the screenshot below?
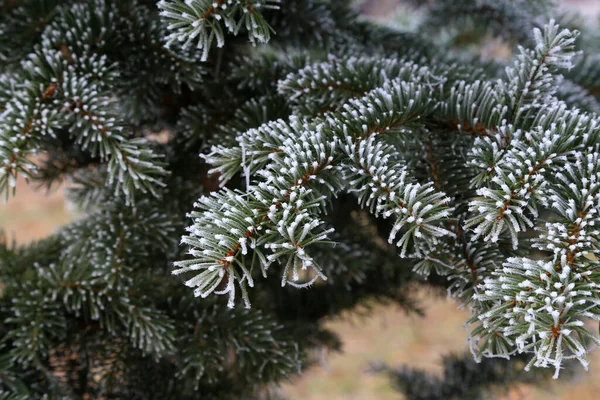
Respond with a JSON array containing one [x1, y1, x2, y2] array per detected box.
[[178, 18, 600, 378], [158, 0, 280, 60]]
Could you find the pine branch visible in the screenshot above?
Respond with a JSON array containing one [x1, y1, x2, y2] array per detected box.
[[278, 56, 437, 116], [342, 136, 452, 257], [4, 284, 67, 365], [178, 305, 300, 389], [204, 117, 311, 184], [177, 79, 454, 306], [470, 150, 600, 378], [505, 19, 580, 123], [158, 0, 280, 61], [465, 107, 599, 247], [228, 49, 312, 93], [0, 48, 168, 201]]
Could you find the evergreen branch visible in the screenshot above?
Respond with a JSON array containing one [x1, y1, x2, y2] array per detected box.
[[536, 150, 600, 269], [465, 110, 599, 247], [204, 117, 310, 184], [4, 286, 67, 365], [472, 258, 600, 378], [115, 302, 176, 356], [278, 56, 438, 116], [342, 136, 453, 257], [440, 80, 507, 139], [175, 127, 339, 308], [228, 49, 312, 93], [179, 305, 300, 389], [158, 0, 280, 61], [0, 48, 167, 201], [442, 21, 580, 189], [470, 150, 600, 378], [505, 19, 580, 123], [178, 80, 454, 305], [43, 0, 207, 122], [466, 128, 566, 248]]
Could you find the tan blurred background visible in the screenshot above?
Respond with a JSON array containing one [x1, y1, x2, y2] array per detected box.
[[2, 1, 600, 399]]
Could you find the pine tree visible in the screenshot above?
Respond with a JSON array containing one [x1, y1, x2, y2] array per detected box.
[[1, 0, 599, 398]]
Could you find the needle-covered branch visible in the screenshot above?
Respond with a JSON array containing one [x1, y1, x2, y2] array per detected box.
[[159, 0, 280, 61], [470, 150, 600, 378], [178, 79, 453, 306]]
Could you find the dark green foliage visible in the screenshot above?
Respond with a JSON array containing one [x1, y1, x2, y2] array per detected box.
[[373, 352, 554, 400], [1, 0, 600, 398]]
